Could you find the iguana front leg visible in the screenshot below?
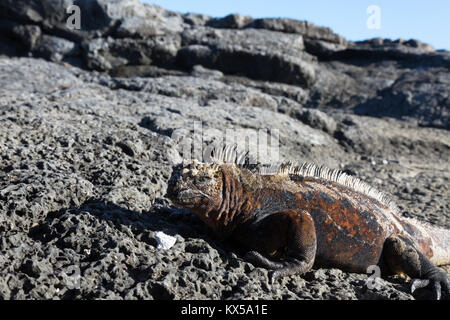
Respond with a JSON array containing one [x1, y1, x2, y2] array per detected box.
[[235, 209, 317, 283], [383, 236, 449, 300]]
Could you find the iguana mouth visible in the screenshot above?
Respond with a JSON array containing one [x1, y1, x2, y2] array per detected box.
[[167, 187, 199, 204], [178, 189, 212, 201], [177, 189, 198, 200]]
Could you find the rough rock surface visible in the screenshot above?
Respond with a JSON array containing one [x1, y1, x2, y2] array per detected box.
[[0, 0, 449, 300]]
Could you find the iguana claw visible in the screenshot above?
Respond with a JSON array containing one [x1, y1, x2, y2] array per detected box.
[[432, 282, 441, 301], [411, 277, 449, 300], [410, 278, 430, 294]]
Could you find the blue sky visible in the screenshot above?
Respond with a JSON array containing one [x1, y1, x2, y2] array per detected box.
[[144, 1, 450, 50]]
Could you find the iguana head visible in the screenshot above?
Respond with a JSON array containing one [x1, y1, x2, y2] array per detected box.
[[166, 160, 223, 216], [166, 145, 259, 235], [166, 159, 256, 235]]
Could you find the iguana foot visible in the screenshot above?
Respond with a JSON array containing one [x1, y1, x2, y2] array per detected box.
[[244, 250, 284, 270], [243, 251, 287, 284], [241, 209, 317, 284], [410, 269, 450, 300], [383, 235, 449, 300], [268, 258, 308, 284], [244, 251, 313, 284]]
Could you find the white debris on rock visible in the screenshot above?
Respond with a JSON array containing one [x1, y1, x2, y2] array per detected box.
[[154, 231, 177, 250]]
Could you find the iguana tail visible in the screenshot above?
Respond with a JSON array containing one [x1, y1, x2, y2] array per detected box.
[[427, 224, 450, 266], [403, 217, 450, 266]]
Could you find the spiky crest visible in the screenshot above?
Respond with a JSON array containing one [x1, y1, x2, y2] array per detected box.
[[207, 144, 398, 213]]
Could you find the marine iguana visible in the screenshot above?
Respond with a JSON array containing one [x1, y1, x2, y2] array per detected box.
[[166, 146, 450, 299]]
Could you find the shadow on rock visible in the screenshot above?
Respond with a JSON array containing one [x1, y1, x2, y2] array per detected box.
[[24, 198, 241, 298]]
